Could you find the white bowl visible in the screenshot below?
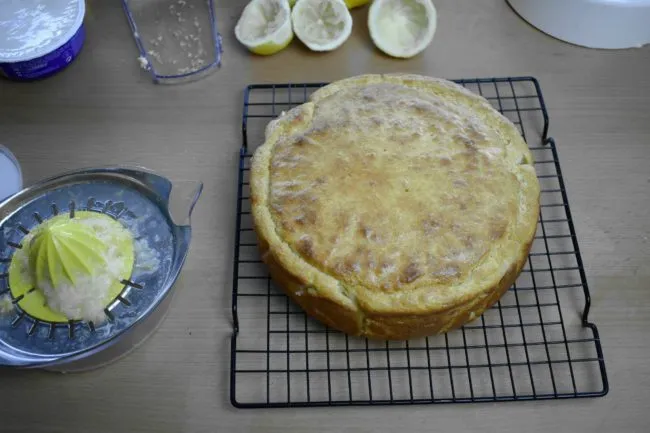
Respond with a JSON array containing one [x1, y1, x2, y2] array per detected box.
[[0, 145, 22, 203], [508, 0, 650, 49]]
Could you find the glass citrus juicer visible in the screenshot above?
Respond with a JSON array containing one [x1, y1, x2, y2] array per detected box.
[[0, 167, 202, 371]]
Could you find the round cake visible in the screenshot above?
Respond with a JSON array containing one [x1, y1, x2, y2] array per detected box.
[[250, 73, 540, 339]]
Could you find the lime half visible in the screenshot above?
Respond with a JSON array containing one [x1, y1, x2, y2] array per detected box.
[[235, 0, 294, 56], [369, 0, 438, 58], [292, 0, 353, 52]]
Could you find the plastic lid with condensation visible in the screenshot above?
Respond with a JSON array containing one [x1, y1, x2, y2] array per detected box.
[[0, 0, 85, 62]]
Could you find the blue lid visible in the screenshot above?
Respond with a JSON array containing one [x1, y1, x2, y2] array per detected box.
[[0, 146, 22, 202]]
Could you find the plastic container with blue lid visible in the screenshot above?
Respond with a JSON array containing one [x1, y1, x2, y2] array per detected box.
[[0, 146, 23, 203], [0, 0, 86, 81]]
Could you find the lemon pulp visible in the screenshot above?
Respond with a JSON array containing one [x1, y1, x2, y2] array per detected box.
[[9, 212, 134, 323]]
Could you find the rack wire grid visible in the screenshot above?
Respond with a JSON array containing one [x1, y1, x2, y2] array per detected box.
[[230, 76, 608, 408]]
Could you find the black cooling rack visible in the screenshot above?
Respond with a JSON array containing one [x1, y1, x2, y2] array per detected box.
[[230, 76, 608, 408]]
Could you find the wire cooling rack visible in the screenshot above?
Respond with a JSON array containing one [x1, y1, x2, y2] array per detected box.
[[230, 76, 608, 408]]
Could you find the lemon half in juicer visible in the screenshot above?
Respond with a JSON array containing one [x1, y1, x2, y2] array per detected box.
[[9, 212, 135, 324]]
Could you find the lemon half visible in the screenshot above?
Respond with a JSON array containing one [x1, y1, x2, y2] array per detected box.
[[368, 0, 437, 58], [235, 0, 294, 56], [291, 0, 369, 9], [292, 0, 353, 52], [344, 0, 371, 8]]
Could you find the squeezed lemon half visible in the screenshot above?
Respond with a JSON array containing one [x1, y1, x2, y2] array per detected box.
[[344, 0, 371, 8], [235, 0, 294, 56], [290, 0, 369, 8], [291, 0, 353, 52], [368, 0, 438, 58]]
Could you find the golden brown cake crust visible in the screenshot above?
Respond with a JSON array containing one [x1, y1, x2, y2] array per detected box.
[[250, 73, 540, 339]]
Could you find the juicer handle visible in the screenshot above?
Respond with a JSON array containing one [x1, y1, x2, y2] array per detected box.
[[109, 167, 202, 227], [168, 180, 203, 227]]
